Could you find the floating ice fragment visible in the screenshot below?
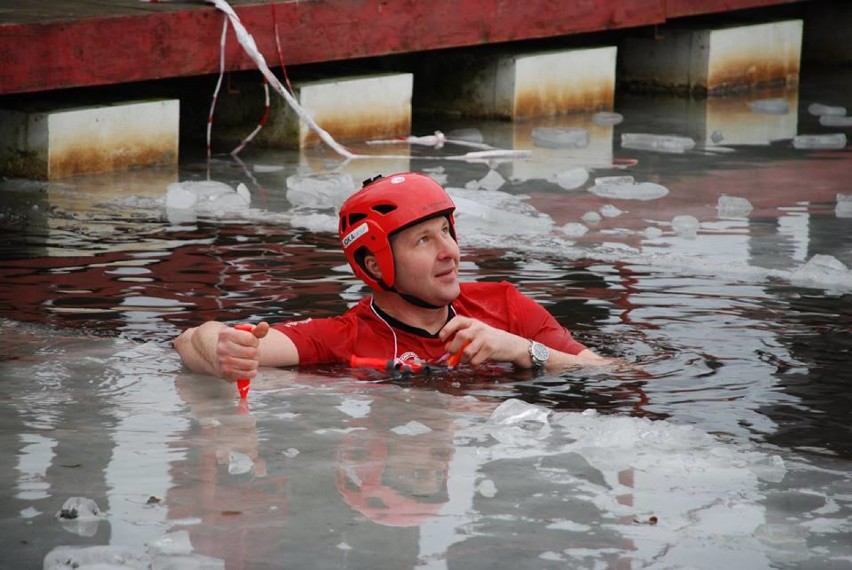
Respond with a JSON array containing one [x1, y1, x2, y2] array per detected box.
[[644, 226, 664, 239], [235, 182, 251, 203], [227, 451, 254, 475], [748, 98, 790, 115], [819, 114, 852, 127], [477, 478, 498, 498], [56, 497, 103, 521], [336, 398, 372, 419], [790, 254, 851, 288], [532, 127, 589, 149], [391, 420, 432, 436], [281, 448, 300, 458], [171, 181, 243, 206], [807, 103, 847, 117], [751, 454, 786, 483], [582, 211, 602, 224], [836, 193, 852, 218], [553, 167, 589, 190], [288, 212, 338, 233], [590, 177, 669, 201], [422, 168, 449, 186], [465, 169, 505, 191], [165, 180, 251, 221], [149, 530, 194, 556], [165, 183, 198, 210], [44, 545, 148, 570], [599, 204, 623, 218], [792, 133, 847, 150], [285, 172, 355, 209], [449, 189, 554, 237], [21, 506, 40, 518], [621, 133, 695, 153], [488, 398, 551, 426], [595, 175, 634, 185], [671, 215, 699, 237], [717, 195, 753, 218], [592, 111, 623, 126], [560, 222, 589, 237]]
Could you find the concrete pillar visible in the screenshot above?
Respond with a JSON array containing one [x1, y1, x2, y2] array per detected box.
[[0, 99, 179, 180], [212, 72, 413, 149], [615, 89, 798, 149], [620, 20, 803, 95], [416, 46, 617, 120]]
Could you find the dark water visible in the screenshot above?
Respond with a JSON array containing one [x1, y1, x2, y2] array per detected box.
[[1, 66, 852, 568]]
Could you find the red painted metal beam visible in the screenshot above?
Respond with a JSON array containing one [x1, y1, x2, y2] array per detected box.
[[665, 0, 806, 19], [0, 0, 809, 96]]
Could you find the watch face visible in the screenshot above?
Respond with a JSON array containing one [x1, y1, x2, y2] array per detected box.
[[531, 341, 549, 364]]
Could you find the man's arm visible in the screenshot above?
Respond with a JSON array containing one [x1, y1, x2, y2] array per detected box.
[[439, 316, 614, 370], [174, 321, 300, 381]]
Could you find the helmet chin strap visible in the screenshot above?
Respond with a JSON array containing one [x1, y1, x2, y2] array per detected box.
[[397, 290, 445, 310], [382, 280, 445, 310], [371, 266, 447, 310]]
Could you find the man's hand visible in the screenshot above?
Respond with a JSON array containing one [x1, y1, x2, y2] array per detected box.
[[175, 321, 276, 381], [438, 316, 616, 370], [438, 316, 529, 367], [215, 322, 270, 382]]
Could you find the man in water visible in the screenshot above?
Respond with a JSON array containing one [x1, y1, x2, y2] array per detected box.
[[175, 172, 610, 381]]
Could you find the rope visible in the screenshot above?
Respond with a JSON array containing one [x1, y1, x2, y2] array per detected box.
[[206, 0, 531, 164], [207, 0, 355, 158], [271, 2, 295, 95], [207, 17, 229, 165], [230, 79, 270, 156]]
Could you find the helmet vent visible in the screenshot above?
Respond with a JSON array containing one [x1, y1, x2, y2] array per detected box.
[[343, 213, 367, 232], [371, 204, 397, 215]]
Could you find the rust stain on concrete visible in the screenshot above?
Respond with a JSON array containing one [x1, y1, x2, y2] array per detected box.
[[514, 78, 615, 118], [707, 50, 800, 94], [301, 110, 411, 148], [50, 133, 178, 180]]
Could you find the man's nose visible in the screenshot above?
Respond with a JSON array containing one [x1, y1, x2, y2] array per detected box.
[[437, 234, 458, 258]]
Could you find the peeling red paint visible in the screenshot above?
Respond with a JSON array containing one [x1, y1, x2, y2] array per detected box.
[[0, 0, 807, 96]]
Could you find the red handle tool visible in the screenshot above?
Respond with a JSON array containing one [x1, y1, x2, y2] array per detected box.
[[233, 324, 254, 399], [348, 355, 424, 374], [446, 341, 470, 368]]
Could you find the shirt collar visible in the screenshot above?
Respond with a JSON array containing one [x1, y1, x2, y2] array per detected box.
[[370, 300, 456, 338]]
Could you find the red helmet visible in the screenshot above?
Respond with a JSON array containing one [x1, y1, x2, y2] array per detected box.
[[338, 173, 456, 290]]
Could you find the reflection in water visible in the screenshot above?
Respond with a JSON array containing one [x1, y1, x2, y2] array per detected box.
[[1, 63, 852, 568]]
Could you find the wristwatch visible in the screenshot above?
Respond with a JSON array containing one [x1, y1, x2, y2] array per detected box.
[[528, 340, 550, 369]]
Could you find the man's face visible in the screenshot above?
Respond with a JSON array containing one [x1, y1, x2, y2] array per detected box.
[[389, 216, 460, 306]]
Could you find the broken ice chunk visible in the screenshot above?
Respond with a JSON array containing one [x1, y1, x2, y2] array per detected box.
[[621, 133, 695, 154], [717, 195, 754, 218], [792, 134, 846, 150]]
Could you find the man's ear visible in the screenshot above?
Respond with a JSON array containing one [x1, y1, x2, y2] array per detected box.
[[364, 255, 382, 280]]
